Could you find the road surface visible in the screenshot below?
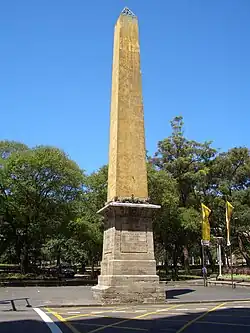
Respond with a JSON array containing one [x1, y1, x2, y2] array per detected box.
[[1, 300, 250, 332]]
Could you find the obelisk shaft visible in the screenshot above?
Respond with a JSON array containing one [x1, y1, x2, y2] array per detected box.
[[107, 11, 148, 202]]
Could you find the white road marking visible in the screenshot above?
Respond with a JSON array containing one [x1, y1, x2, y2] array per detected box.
[[156, 309, 185, 314], [111, 310, 126, 313], [233, 306, 244, 308], [195, 307, 208, 310], [33, 308, 63, 333], [67, 311, 81, 314], [175, 308, 189, 311], [134, 310, 147, 313], [156, 309, 168, 312], [91, 311, 104, 314]]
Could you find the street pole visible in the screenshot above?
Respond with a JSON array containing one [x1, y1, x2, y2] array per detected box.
[[201, 242, 207, 287], [218, 242, 222, 278], [229, 245, 235, 289], [216, 237, 223, 279]]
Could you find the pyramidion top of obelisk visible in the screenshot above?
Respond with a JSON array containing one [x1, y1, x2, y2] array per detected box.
[[120, 7, 136, 17]]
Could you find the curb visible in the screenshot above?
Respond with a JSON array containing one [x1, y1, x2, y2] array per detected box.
[[166, 298, 250, 304], [0, 279, 97, 287], [208, 281, 250, 288], [40, 298, 250, 308]]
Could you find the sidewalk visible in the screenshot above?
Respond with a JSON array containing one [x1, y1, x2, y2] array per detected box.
[[166, 278, 250, 288], [1, 284, 250, 308], [208, 279, 250, 288], [166, 285, 250, 304]]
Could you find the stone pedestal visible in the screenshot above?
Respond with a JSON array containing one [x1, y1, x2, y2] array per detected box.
[[92, 202, 165, 304]]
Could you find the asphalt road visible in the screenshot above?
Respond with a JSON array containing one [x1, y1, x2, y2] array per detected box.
[[1, 285, 250, 306], [1, 301, 250, 333], [0, 306, 50, 333]]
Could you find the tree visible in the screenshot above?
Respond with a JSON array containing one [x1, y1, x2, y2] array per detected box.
[[0, 141, 30, 263], [77, 166, 108, 276], [1, 145, 84, 272], [151, 116, 217, 276], [207, 147, 250, 265]]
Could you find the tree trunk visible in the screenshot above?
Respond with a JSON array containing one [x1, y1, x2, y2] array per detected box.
[[56, 248, 61, 266], [221, 246, 226, 266], [183, 246, 190, 274], [172, 245, 179, 280], [164, 250, 169, 277], [238, 235, 250, 266], [225, 251, 230, 268], [20, 244, 29, 274], [91, 260, 95, 279], [207, 248, 215, 273]]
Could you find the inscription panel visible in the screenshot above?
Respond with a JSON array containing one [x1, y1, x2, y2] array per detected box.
[[103, 227, 114, 255], [120, 219, 148, 253]]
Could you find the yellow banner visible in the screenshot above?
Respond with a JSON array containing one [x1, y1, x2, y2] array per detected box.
[[226, 201, 234, 246], [201, 203, 211, 243]]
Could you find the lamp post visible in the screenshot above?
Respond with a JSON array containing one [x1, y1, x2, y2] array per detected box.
[[215, 236, 223, 279]]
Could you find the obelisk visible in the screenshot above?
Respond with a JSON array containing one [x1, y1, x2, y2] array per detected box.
[[92, 7, 164, 304]]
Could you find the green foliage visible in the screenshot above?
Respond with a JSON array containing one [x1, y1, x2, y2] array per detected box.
[[1, 117, 250, 278], [0, 142, 85, 272], [150, 116, 218, 276]]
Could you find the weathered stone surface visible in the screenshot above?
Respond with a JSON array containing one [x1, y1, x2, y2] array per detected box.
[[107, 9, 148, 203], [92, 9, 164, 304], [92, 203, 164, 304]]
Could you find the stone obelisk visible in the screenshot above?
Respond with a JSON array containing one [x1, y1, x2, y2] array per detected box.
[[92, 7, 164, 304]]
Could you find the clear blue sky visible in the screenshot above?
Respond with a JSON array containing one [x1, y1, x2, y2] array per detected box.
[[1, 1, 249, 173]]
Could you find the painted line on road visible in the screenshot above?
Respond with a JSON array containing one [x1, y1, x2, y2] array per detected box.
[[46, 307, 81, 333], [197, 320, 250, 328], [134, 310, 147, 313], [111, 310, 126, 313], [63, 306, 128, 320], [47, 306, 142, 333], [76, 321, 148, 331], [33, 308, 63, 333], [233, 305, 244, 308], [84, 318, 142, 333], [86, 304, 182, 333], [175, 302, 227, 333], [133, 304, 181, 319]]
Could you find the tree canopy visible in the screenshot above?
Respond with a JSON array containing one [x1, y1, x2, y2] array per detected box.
[[1, 117, 250, 277]]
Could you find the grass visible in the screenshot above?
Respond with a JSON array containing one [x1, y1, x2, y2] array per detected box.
[[0, 273, 39, 279], [220, 274, 250, 281]]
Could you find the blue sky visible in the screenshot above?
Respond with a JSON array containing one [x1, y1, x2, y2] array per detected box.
[[1, 1, 249, 173]]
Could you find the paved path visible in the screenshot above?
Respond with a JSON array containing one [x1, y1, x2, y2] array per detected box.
[[1, 285, 250, 307], [0, 286, 95, 307], [166, 285, 250, 303]]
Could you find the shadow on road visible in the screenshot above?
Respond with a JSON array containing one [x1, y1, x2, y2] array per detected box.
[[1, 305, 250, 333], [166, 288, 195, 299]]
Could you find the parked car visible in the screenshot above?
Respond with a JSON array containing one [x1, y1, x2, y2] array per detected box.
[[49, 264, 75, 278]]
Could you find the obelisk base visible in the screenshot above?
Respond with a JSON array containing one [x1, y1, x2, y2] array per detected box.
[[92, 275, 165, 304], [92, 202, 165, 304]]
